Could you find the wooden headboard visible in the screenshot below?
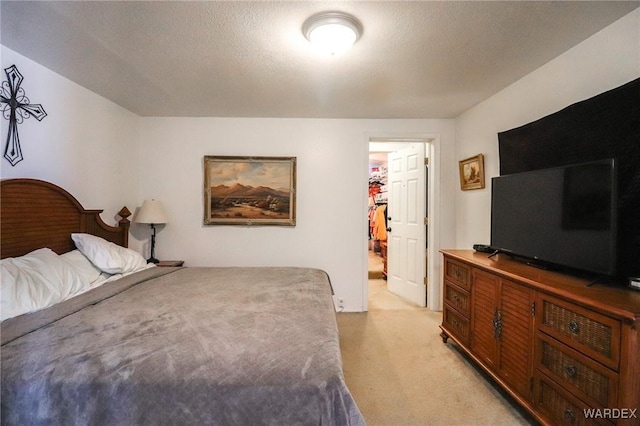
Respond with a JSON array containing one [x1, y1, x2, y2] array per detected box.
[[1, 179, 131, 259]]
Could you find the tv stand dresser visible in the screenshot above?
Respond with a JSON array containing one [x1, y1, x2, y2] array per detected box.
[[439, 250, 640, 426]]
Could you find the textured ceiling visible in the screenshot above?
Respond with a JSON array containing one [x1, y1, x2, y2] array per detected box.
[[1, 1, 638, 118]]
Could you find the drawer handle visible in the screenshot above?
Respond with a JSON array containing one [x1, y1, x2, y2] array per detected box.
[[565, 365, 578, 378], [568, 321, 580, 334], [564, 408, 575, 423]]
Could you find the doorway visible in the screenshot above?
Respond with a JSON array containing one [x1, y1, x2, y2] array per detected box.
[[367, 137, 433, 308]]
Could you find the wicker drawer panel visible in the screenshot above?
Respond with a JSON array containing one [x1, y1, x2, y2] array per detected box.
[[537, 377, 612, 426], [443, 306, 470, 345], [538, 336, 617, 407], [444, 259, 470, 291], [444, 281, 470, 317], [538, 296, 620, 370]]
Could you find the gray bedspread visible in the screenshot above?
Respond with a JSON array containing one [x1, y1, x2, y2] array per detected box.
[[1, 267, 365, 426]]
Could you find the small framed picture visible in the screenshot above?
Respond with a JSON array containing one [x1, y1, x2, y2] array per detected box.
[[459, 154, 485, 190], [203, 156, 296, 226]]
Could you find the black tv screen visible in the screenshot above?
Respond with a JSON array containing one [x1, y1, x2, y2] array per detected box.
[[491, 159, 617, 276]]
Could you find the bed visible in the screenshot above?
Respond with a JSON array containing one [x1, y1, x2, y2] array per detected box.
[[1, 178, 365, 425]]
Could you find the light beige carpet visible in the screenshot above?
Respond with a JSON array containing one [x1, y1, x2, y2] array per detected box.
[[337, 268, 537, 425]]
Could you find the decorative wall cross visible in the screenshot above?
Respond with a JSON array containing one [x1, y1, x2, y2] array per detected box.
[[1, 65, 47, 166]]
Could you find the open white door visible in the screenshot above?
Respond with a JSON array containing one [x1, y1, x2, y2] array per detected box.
[[386, 143, 426, 307]]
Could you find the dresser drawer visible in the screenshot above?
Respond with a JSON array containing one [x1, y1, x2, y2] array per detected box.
[[537, 295, 621, 370], [536, 375, 613, 426], [443, 306, 470, 345], [444, 258, 471, 291], [536, 333, 618, 408], [444, 281, 470, 317]]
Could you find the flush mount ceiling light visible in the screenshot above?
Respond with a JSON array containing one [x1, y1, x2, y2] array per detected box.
[[302, 11, 363, 56]]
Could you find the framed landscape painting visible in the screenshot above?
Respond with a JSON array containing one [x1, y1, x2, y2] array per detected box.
[[203, 156, 297, 226], [458, 154, 485, 191]]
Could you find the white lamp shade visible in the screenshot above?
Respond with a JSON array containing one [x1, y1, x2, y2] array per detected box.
[[135, 199, 168, 224]]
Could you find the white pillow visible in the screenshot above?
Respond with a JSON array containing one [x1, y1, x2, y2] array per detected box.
[[60, 250, 103, 284], [0, 248, 89, 321], [71, 233, 147, 274]]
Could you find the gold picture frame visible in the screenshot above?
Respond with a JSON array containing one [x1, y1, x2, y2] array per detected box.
[[203, 156, 296, 226], [459, 154, 485, 190]]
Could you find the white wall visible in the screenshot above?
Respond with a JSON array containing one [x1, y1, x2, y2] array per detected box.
[[0, 47, 141, 238], [138, 118, 455, 311], [5, 8, 636, 311], [454, 9, 640, 249], [0, 45, 456, 312]]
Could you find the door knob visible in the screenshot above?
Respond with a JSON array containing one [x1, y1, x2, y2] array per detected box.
[[386, 227, 392, 232]]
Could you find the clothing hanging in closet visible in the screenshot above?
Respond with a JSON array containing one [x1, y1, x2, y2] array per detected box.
[[372, 204, 387, 241]]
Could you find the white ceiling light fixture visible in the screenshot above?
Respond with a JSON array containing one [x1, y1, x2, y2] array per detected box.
[[302, 11, 363, 56]]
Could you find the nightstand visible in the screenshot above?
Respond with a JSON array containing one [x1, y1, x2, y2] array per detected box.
[[155, 260, 184, 267]]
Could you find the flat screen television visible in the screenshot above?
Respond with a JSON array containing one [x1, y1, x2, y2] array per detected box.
[[490, 158, 617, 277]]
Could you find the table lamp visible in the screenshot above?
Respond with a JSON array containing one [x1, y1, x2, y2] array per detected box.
[[135, 199, 168, 263]]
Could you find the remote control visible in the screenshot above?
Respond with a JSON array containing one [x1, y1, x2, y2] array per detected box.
[[473, 244, 493, 253]]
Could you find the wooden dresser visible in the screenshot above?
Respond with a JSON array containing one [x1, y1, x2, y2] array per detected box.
[[440, 250, 640, 426]]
